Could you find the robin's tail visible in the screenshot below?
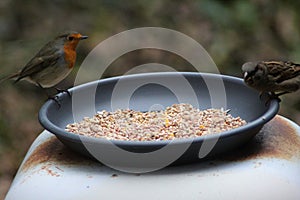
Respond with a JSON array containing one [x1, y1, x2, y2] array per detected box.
[[0, 72, 20, 84]]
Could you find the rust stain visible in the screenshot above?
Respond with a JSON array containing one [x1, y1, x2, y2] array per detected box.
[[221, 116, 300, 161], [19, 115, 300, 176], [55, 166, 64, 172], [41, 164, 60, 177], [21, 136, 95, 174]]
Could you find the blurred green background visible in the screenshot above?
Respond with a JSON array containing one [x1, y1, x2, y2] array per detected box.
[[0, 0, 299, 197]]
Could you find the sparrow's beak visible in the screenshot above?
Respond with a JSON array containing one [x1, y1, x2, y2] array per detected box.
[[80, 35, 88, 40], [243, 72, 254, 84]]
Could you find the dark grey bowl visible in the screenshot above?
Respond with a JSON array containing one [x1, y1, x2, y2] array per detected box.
[[39, 72, 279, 170]]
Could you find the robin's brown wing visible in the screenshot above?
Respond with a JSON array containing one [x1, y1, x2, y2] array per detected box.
[[15, 40, 61, 82], [15, 52, 61, 82]]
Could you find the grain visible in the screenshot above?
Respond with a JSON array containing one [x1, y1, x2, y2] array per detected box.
[[66, 104, 247, 141]]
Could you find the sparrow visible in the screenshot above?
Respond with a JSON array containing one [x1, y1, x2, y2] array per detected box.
[[242, 61, 300, 99], [0, 31, 88, 97]]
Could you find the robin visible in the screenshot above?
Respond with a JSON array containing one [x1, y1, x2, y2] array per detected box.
[[0, 30, 88, 98]]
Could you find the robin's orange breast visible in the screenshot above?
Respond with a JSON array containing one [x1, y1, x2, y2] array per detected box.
[[63, 45, 77, 69]]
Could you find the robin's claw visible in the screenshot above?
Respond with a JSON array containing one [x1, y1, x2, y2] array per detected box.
[[48, 96, 61, 108], [55, 87, 71, 97]]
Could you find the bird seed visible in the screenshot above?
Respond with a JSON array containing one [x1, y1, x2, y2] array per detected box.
[[65, 104, 247, 141]]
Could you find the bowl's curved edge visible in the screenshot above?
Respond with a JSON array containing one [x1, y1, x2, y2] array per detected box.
[[38, 72, 280, 164]]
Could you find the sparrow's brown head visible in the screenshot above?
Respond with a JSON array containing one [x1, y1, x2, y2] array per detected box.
[[242, 61, 267, 86]]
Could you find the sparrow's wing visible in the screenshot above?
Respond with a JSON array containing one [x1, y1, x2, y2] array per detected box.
[[15, 42, 61, 82], [265, 61, 300, 83]]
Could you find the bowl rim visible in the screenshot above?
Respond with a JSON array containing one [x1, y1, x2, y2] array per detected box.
[[39, 72, 280, 146]]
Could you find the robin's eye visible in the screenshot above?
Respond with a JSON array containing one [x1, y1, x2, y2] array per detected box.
[[67, 36, 74, 41]]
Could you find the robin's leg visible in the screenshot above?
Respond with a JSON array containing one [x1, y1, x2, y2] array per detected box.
[[37, 83, 61, 107], [54, 87, 71, 97]]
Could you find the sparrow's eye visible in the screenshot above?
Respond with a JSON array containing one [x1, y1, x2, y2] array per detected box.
[[67, 36, 74, 41]]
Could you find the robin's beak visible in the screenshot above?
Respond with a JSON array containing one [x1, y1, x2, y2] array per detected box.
[[80, 35, 88, 40], [243, 72, 248, 79]]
